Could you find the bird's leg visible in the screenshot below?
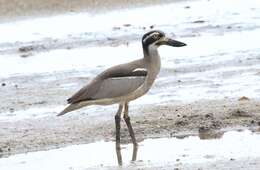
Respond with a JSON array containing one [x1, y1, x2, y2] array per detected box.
[[115, 104, 123, 166], [123, 103, 138, 161]]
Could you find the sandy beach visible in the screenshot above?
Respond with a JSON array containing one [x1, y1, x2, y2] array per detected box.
[[0, 0, 260, 169]]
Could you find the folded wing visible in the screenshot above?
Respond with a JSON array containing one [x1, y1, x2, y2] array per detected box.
[[92, 76, 145, 99], [67, 63, 147, 104]]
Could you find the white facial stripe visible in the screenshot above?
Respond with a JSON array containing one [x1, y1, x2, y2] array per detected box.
[[142, 35, 149, 43]]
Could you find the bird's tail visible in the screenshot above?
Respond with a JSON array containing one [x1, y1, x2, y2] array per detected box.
[[57, 105, 73, 116], [57, 102, 89, 116]]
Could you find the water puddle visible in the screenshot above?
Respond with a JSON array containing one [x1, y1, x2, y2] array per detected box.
[[0, 130, 260, 170]]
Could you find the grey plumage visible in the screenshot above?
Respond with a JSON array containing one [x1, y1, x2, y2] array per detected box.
[[92, 76, 145, 99], [58, 59, 147, 116], [66, 59, 146, 104]]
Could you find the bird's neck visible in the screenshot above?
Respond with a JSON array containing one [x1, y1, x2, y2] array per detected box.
[[142, 45, 161, 89], [117, 45, 161, 102], [143, 45, 161, 72]]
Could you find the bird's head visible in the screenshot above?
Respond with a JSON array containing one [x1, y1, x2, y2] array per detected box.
[[142, 30, 186, 54]]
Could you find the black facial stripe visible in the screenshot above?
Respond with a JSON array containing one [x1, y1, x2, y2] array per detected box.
[[142, 30, 165, 54]]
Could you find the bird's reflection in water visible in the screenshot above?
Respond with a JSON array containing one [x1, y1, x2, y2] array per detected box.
[[132, 144, 138, 161], [116, 143, 138, 165]]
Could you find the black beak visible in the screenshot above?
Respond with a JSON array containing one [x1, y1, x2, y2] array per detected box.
[[157, 37, 187, 47]]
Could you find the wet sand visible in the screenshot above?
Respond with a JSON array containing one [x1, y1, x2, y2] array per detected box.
[[1, 96, 260, 157]]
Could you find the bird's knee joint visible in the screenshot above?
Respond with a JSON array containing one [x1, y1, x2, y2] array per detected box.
[[123, 115, 130, 121], [115, 115, 121, 121]]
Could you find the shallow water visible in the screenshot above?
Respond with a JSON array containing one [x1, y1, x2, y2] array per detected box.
[[0, 130, 259, 170]]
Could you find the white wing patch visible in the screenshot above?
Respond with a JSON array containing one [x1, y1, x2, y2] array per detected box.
[[133, 68, 147, 72]]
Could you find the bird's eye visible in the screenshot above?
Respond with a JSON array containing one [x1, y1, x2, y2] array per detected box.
[[153, 34, 159, 39]]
